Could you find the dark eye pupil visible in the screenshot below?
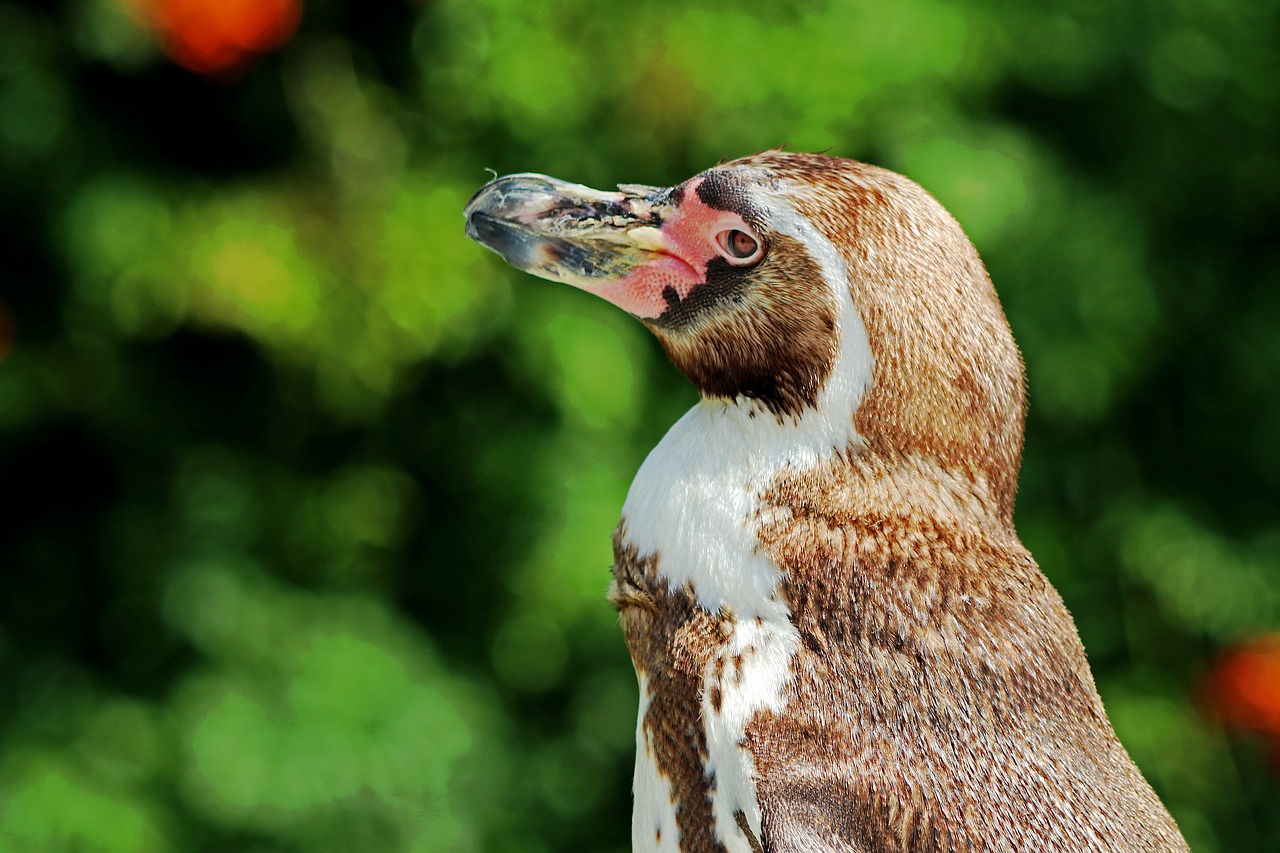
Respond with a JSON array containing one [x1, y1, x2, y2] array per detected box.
[[728, 230, 757, 258]]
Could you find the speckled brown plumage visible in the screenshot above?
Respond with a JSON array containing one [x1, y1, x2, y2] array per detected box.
[[748, 450, 1185, 851], [612, 532, 731, 853], [734, 151, 1027, 517]]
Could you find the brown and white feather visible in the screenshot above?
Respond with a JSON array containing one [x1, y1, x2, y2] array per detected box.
[[466, 150, 1187, 852]]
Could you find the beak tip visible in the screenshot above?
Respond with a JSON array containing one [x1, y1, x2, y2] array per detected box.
[[464, 210, 520, 263], [463, 209, 487, 244]]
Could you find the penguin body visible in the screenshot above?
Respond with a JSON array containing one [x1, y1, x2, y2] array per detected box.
[[465, 152, 1188, 852]]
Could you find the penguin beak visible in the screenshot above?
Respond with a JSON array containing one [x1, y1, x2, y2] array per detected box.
[[464, 174, 687, 318]]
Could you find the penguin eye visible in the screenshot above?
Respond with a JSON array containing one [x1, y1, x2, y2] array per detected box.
[[715, 229, 763, 265]]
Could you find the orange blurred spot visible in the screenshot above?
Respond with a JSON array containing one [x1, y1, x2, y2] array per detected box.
[[131, 0, 302, 77], [1207, 634, 1280, 735]]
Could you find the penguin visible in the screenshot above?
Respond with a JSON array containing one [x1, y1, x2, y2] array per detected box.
[[464, 151, 1188, 853]]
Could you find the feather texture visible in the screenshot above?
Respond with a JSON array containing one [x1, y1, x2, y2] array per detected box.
[[467, 150, 1189, 852]]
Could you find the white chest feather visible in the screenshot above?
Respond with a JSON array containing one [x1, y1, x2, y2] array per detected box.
[[622, 204, 873, 852]]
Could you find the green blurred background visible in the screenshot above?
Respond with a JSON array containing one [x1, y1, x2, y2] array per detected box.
[[1, 0, 1278, 850]]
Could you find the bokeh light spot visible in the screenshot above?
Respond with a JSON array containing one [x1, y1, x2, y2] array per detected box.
[[131, 0, 302, 77]]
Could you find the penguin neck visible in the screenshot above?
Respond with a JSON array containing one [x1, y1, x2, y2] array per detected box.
[[619, 285, 872, 617]]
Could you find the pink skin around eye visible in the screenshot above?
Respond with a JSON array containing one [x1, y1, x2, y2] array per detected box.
[[590, 177, 757, 319]]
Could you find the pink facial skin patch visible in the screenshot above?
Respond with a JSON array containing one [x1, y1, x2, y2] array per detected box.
[[592, 178, 759, 320]]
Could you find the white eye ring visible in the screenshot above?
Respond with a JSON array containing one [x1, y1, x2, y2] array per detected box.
[[715, 228, 763, 265]]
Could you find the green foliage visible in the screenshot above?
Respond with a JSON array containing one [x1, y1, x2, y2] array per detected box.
[[1, 0, 1278, 850]]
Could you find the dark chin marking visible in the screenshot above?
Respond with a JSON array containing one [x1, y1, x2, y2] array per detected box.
[[652, 258, 752, 330]]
